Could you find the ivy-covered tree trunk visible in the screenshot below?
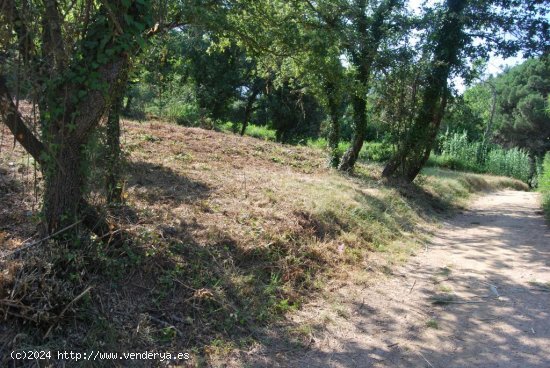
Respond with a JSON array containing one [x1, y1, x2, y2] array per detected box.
[[105, 66, 129, 204], [338, 0, 399, 173], [338, 95, 367, 171], [326, 86, 341, 168], [42, 144, 86, 234], [0, 0, 152, 238], [0, 75, 123, 244], [105, 92, 124, 204], [382, 0, 466, 182], [241, 82, 261, 136]]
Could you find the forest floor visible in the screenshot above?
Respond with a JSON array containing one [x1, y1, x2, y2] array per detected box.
[[233, 190, 550, 368]]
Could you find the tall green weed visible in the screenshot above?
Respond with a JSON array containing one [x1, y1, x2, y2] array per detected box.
[[432, 131, 531, 183], [539, 152, 550, 218]]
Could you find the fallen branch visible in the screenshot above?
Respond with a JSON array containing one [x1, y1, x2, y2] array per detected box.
[[418, 351, 434, 368], [147, 315, 184, 337], [409, 279, 417, 293], [0, 221, 82, 260], [44, 286, 92, 338]]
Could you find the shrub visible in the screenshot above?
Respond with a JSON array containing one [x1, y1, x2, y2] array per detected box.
[[305, 139, 392, 163], [431, 131, 532, 183], [439, 131, 486, 172], [244, 124, 277, 141], [539, 152, 550, 218], [305, 138, 350, 158], [484, 146, 531, 183], [360, 142, 394, 162], [165, 102, 200, 126], [427, 155, 470, 171], [306, 137, 328, 150]]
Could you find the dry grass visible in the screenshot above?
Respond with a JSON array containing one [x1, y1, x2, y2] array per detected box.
[[0, 119, 528, 366]]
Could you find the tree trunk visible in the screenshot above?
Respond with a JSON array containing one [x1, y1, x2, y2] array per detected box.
[[0, 0, 152, 244], [483, 81, 497, 141], [1, 77, 127, 244], [382, 0, 466, 182], [105, 92, 124, 204], [42, 143, 85, 236], [241, 85, 260, 136], [123, 94, 133, 115], [338, 95, 366, 172], [327, 110, 341, 169], [338, 0, 398, 173], [325, 82, 341, 168]]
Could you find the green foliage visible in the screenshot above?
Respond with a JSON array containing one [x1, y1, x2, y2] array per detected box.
[[463, 57, 550, 156], [361, 142, 394, 163], [244, 125, 278, 141], [484, 147, 532, 183], [258, 84, 325, 142], [441, 94, 486, 140], [305, 137, 329, 150], [538, 153, 550, 218], [306, 138, 351, 162], [438, 131, 486, 172], [430, 131, 532, 183], [305, 138, 392, 163], [217, 121, 277, 141]]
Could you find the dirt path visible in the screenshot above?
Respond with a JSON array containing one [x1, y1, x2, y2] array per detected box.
[[237, 190, 550, 367]]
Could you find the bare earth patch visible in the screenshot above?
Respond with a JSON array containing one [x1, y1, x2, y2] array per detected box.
[[236, 190, 550, 368]]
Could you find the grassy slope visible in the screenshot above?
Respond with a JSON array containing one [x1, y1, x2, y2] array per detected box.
[[0, 120, 527, 366]]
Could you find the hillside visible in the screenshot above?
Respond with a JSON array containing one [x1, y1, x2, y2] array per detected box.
[[0, 120, 528, 366]]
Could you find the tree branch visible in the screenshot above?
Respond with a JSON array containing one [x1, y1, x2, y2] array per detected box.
[[0, 75, 45, 164]]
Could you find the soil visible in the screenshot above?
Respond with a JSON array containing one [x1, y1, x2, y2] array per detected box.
[[236, 190, 550, 368]]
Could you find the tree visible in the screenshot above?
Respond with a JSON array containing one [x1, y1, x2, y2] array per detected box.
[[104, 71, 128, 204], [492, 57, 549, 155], [221, 0, 404, 169], [336, 0, 404, 172], [383, 0, 549, 182], [383, 0, 467, 180], [0, 0, 152, 237], [270, 0, 348, 165], [240, 77, 264, 136], [186, 33, 246, 122], [219, 0, 346, 158]]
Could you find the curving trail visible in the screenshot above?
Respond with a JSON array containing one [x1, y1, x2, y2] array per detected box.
[[239, 191, 550, 368]]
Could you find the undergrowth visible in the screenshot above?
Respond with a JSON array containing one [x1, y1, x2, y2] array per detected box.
[[539, 152, 550, 219], [428, 131, 532, 183]]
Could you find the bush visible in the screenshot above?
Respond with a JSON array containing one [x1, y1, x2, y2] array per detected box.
[[431, 131, 532, 183], [217, 122, 277, 141], [485, 146, 531, 183], [305, 138, 350, 158], [244, 124, 277, 141], [306, 137, 328, 150], [360, 142, 394, 162], [427, 155, 471, 171], [305, 139, 392, 163], [439, 131, 486, 172], [539, 152, 550, 218], [165, 102, 201, 126]]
